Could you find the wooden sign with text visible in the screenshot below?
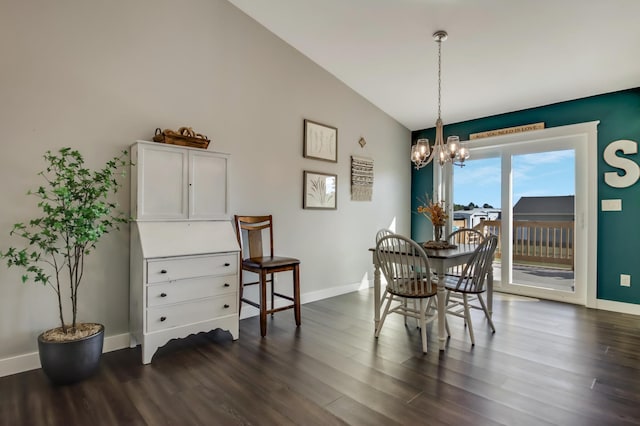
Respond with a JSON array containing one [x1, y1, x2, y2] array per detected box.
[[469, 122, 545, 140]]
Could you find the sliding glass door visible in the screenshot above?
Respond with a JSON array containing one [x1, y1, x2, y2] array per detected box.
[[450, 123, 597, 305]]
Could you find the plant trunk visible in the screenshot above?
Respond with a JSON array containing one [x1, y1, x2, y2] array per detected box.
[[71, 247, 84, 330], [57, 285, 66, 333], [72, 290, 77, 330], [54, 272, 67, 333]]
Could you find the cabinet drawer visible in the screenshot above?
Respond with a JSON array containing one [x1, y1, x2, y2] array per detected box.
[[147, 254, 237, 283], [146, 294, 238, 333], [147, 275, 237, 307]]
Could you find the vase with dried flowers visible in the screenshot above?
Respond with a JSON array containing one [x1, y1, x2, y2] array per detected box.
[[416, 194, 449, 244]]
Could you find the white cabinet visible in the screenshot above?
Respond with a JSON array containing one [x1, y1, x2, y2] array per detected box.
[[130, 224, 240, 364], [129, 141, 239, 365], [131, 141, 229, 221]]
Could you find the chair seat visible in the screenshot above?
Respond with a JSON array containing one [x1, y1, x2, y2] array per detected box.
[[442, 275, 485, 294], [386, 279, 438, 298], [243, 256, 300, 269]]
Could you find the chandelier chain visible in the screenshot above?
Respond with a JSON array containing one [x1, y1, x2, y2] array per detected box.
[[437, 36, 442, 121]]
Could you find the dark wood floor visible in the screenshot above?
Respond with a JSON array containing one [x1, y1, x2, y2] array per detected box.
[[2, 289, 640, 425]]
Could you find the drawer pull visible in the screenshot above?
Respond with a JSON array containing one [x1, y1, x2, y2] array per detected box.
[[160, 269, 167, 274], [160, 316, 167, 322], [224, 263, 231, 267], [224, 283, 230, 287], [160, 293, 167, 297], [224, 304, 230, 308]]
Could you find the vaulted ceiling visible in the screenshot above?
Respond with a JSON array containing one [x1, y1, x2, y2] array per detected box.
[[228, 0, 640, 130]]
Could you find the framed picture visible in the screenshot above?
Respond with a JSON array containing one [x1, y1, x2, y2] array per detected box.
[[303, 171, 337, 210], [304, 119, 338, 162]]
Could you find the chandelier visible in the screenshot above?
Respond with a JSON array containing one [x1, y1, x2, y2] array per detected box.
[[411, 30, 470, 169]]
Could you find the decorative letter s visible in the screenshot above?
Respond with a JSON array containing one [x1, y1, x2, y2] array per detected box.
[[603, 139, 639, 188]]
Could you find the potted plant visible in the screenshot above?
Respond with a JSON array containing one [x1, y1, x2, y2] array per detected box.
[[1, 147, 129, 385]]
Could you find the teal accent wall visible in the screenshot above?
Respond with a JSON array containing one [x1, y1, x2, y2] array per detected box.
[[411, 87, 640, 305]]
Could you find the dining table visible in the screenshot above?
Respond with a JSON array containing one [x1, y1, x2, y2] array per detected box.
[[370, 242, 494, 351]]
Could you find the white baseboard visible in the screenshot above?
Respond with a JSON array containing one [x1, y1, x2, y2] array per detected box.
[[302, 281, 365, 304], [595, 298, 640, 316], [0, 352, 40, 379], [239, 281, 365, 320], [0, 332, 130, 378]]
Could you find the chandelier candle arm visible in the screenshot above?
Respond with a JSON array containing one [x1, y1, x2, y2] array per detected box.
[[411, 30, 469, 169]]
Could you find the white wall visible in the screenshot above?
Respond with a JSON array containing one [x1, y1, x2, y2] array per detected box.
[[0, 0, 410, 372]]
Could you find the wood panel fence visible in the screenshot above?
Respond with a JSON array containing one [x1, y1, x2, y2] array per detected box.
[[475, 220, 574, 269]]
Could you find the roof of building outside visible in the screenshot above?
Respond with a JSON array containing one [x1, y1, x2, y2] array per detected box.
[[513, 195, 575, 215]]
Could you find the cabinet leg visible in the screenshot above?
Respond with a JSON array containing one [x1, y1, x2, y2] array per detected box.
[[142, 344, 155, 364]]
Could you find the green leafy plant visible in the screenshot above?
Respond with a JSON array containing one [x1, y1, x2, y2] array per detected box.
[[1, 147, 129, 338]]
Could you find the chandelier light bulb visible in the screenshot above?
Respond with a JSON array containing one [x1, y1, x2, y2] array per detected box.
[[457, 144, 470, 165], [411, 138, 431, 169], [446, 136, 460, 159]]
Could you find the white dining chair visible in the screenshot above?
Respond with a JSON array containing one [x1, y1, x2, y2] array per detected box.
[[375, 229, 394, 302], [375, 234, 438, 353], [445, 228, 495, 327], [443, 234, 498, 345]]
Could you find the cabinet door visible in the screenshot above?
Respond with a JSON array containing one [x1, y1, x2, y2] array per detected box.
[[189, 151, 228, 219], [136, 144, 189, 220]]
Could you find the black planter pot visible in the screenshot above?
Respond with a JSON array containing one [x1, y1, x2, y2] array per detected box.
[[37, 323, 104, 385]]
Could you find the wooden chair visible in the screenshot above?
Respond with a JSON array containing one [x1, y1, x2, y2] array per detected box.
[[375, 228, 394, 302], [234, 215, 301, 337], [375, 234, 438, 353], [446, 228, 486, 300], [443, 234, 498, 345], [375, 229, 434, 328], [375, 228, 394, 243], [445, 228, 494, 330], [447, 227, 485, 252]]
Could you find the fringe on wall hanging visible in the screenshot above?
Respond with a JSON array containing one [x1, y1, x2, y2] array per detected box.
[[351, 155, 374, 201]]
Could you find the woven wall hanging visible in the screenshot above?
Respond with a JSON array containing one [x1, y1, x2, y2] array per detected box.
[[351, 156, 374, 201]]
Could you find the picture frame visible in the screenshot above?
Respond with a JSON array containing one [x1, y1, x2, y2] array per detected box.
[[303, 171, 337, 210], [304, 119, 338, 162]]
